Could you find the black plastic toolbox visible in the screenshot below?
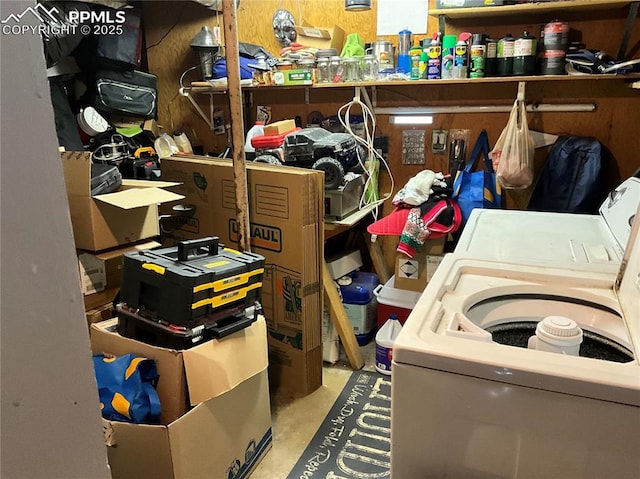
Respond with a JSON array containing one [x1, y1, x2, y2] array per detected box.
[[119, 237, 265, 326], [116, 301, 260, 349]]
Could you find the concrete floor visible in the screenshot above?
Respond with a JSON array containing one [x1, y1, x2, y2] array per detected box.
[[251, 340, 377, 478]]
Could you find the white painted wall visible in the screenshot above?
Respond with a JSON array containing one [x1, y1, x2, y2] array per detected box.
[[0, 1, 111, 477]]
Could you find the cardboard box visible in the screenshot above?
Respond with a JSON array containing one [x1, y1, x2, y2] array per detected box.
[[91, 317, 271, 479], [77, 240, 160, 295], [84, 286, 119, 311], [394, 237, 446, 292], [273, 69, 313, 86], [61, 152, 183, 251], [160, 156, 324, 396], [103, 369, 271, 479], [325, 249, 363, 280], [294, 20, 345, 52], [91, 316, 269, 423], [85, 302, 115, 327], [263, 119, 297, 135]]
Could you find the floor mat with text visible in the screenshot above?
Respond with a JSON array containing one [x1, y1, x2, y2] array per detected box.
[[286, 370, 391, 479]]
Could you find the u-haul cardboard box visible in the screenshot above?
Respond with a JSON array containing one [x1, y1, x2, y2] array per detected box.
[[160, 156, 324, 396], [90, 317, 271, 479], [61, 152, 183, 251]]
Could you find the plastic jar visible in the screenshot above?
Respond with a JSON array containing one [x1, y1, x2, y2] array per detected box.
[[172, 129, 193, 154], [154, 133, 179, 158], [375, 313, 403, 375]]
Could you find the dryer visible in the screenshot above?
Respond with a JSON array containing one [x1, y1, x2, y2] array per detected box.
[[454, 177, 639, 272], [390, 206, 640, 479]]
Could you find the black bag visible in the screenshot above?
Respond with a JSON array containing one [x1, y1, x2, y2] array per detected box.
[[528, 135, 605, 214], [95, 69, 157, 118], [96, 8, 143, 70]]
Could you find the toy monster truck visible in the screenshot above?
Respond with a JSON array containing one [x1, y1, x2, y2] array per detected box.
[[253, 127, 363, 189]]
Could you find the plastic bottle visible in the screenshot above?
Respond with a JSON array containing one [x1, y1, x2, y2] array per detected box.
[[172, 129, 193, 154], [154, 133, 179, 158], [397, 28, 412, 74], [244, 121, 265, 160], [375, 313, 403, 376]]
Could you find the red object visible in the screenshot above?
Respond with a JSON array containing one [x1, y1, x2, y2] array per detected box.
[[250, 127, 300, 149], [367, 199, 462, 238]]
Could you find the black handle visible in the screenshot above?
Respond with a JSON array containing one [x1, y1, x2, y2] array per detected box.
[[209, 315, 256, 339], [177, 237, 219, 261]]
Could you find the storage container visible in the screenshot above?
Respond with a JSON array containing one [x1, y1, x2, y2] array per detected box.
[[373, 275, 422, 329], [339, 271, 379, 345]]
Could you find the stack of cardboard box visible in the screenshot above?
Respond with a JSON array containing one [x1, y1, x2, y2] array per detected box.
[[60, 151, 182, 325], [62, 151, 273, 477]]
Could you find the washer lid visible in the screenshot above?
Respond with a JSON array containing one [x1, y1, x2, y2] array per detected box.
[[599, 177, 640, 253], [617, 202, 640, 351], [455, 177, 640, 270]]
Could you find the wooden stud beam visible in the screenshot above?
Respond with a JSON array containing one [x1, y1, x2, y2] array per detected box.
[[323, 261, 364, 371], [222, 0, 251, 252]]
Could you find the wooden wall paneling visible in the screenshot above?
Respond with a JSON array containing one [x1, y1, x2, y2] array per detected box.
[[143, 0, 640, 274], [143, 1, 232, 155]]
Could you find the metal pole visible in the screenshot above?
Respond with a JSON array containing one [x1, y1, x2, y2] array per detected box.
[[222, 0, 251, 252]]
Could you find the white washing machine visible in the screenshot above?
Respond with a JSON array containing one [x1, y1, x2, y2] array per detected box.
[[390, 207, 640, 478], [454, 177, 640, 272]]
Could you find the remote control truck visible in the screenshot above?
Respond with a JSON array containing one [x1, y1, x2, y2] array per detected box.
[[252, 127, 363, 189]]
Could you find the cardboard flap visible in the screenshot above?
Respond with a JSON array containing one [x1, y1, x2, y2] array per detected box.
[[121, 179, 182, 189], [295, 25, 331, 39], [61, 151, 92, 196], [183, 317, 268, 405], [94, 188, 184, 209]]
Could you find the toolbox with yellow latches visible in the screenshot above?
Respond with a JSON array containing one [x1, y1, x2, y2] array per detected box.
[[119, 237, 265, 329]]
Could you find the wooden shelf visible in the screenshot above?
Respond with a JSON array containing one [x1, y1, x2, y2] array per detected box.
[[186, 73, 640, 94], [431, 0, 635, 19]]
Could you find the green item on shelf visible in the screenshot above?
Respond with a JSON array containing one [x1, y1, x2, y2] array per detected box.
[[116, 125, 143, 138], [340, 33, 365, 58]]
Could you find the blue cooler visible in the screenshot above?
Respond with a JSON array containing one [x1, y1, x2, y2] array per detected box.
[[338, 272, 379, 345]]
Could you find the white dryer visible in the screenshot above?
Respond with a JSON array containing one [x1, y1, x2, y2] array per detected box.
[[454, 177, 640, 272], [390, 206, 640, 479]]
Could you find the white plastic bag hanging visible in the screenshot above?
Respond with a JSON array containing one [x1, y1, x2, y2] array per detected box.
[[490, 98, 535, 189]]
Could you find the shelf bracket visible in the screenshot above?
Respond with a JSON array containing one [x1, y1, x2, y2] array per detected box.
[[357, 85, 376, 113], [617, 1, 639, 60], [180, 87, 214, 130], [517, 81, 526, 102]]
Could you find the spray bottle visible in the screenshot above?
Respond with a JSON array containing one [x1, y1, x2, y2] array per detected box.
[[441, 34, 457, 80], [453, 32, 472, 79], [410, 42, 423, 80], [426, 32, 442, 80]]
